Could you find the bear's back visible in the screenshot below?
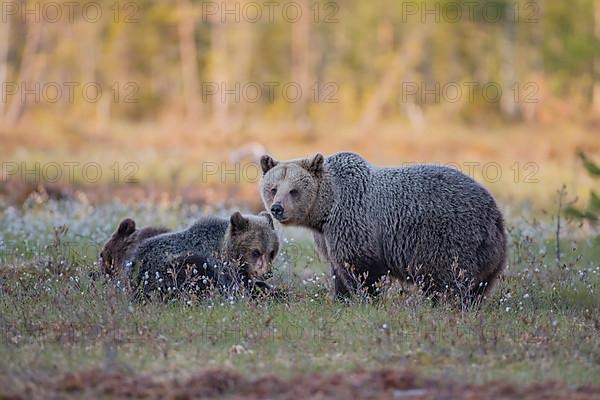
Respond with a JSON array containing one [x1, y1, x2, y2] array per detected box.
[[132, 216, 228, 266], [325, 153, 498, 223], [324, 155, 504, 274], [135, 226, 170, 243], [371, 164, 497, 214], [127, 216, 230, 292]]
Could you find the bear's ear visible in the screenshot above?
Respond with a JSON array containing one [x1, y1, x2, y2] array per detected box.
[[259, 211, 274, 228], [230, 211, 249, 232], [116, 218, 136, 236], [306, 153, 325, 176], [260, 154, 278, 174]]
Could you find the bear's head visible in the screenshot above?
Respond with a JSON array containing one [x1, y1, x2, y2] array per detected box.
[[259, 153, 325, 227], [100, 218, 168, 278], [223, 211, 279, 280], [100, 218, 137, 277]]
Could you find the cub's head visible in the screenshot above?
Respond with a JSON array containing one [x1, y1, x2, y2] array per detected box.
[[259, 153, 324, 227], [223, 211, 279, 279], [100, 218, 137, 277], [100, 218, 168, 278]]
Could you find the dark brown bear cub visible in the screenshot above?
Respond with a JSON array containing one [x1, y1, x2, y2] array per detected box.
[[128, 211, 281, 299], [99, 218, 169, 280]]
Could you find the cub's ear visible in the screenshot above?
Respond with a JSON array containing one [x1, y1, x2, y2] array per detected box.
[[306, 153, 325, 176], [260, 154, 278, 174], [116, 218, 136, 236], [230, 211, 249, 231], [259, 211, 274, 228]]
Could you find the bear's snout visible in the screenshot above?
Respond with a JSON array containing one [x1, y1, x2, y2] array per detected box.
[[270, 203, 285, 219]]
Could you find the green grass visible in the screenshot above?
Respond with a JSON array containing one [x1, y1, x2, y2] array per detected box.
[[0, 199, 598, 386]]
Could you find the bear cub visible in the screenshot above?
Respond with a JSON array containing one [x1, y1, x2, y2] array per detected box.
[[127, 211, 280, 299], [99, 218, 170, 280]]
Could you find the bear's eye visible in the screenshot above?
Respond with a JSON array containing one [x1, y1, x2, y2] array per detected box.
[[251, 249, 261, 259], [270, 187, 277, 196], [289, 189, 299, 197], [269, 250, 276, 259]]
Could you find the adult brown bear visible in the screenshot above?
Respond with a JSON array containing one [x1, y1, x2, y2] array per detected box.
[[259, 152, 507, 304]]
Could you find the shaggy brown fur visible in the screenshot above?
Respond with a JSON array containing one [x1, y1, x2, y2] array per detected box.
[[99, 218, 170, 279], [128, 212, 280, 297], [260, 152, 507, 304]]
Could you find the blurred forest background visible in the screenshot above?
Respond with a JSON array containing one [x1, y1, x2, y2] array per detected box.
[[0, 0, 599, 208]]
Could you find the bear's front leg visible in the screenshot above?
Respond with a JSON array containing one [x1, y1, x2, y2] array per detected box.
[[332, 261, 389, 300], [313, 232, 329, 262], [315, 232, 355, 298], [330, 262, 360, 299]]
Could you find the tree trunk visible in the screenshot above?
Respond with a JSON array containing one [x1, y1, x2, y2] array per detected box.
[[229, 1, 256, 132], [593, 0, 600, 113], [177, 0, 201, 122], [357, 29, 429, 135], [290, 0, 313, 137], [5, 19, 43, 125], [209, 3, 229, 134], [523, 0, 544, 122], [0, 18, 9, 120], [500, 17, 519, 120]]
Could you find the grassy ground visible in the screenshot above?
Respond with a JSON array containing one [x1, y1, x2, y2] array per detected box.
[[0, 199, 598, 398]]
